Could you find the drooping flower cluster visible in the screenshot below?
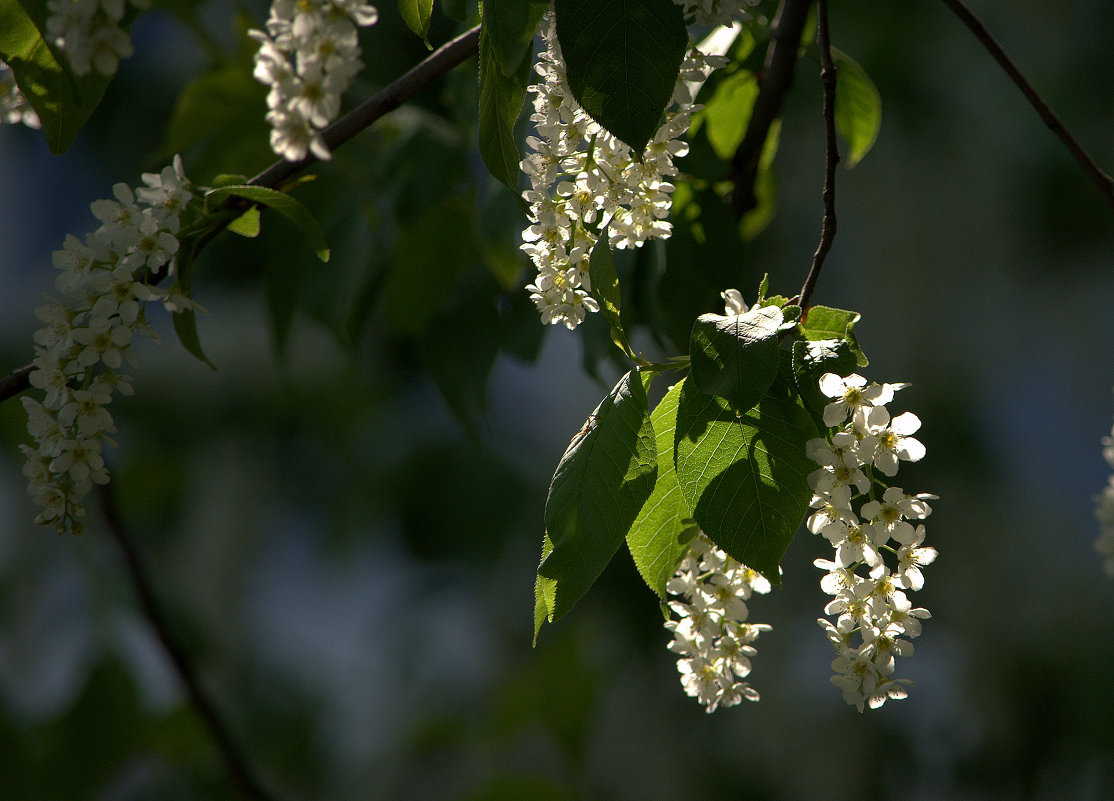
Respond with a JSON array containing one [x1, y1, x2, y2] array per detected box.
[[1, 61, 40, 128], [45, 0, 150, 76], [249, 0, 379, 162], [1094, 420, 1114, 576], [21, 156, 199, 535], [664, 533, 773, 712], [520, 12, 727, 329], [806, 371, 938, 712], [677, 0, 760, 27]]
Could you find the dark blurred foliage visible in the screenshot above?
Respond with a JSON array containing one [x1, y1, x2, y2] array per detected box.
[[1, 1, 1113, 799]]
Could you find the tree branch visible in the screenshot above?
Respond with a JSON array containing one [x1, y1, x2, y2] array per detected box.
[[798, 0, 838, 312], [99, 485, 287, 801], [0, 25, 482, 406], [729, 0, 814, 217], [939, 0, 1114, 213]]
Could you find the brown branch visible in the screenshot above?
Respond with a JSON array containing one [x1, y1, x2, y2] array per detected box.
[[0, 364, 32, 404], [939, 0, 1114, 213], [0, 25, 482, 406], [99, 485, 287, 801], [798, 0, 838, 312], [248, 25, 481, 190], [729, 0, 814, 217]]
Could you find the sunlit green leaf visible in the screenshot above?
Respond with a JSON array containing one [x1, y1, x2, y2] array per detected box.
[[536, 370, 657, 635], [798, 304, 867, 366], [227, 206, 260, 237], [689, 304, 783, 410], [702, 69, 759, 160], [627, 379, 698, 597], [674, 362, 817, 582], [0, 0, 114, 153], [205, 184, 330, 262], [399, 0, 434, 47], [832, 47, 881, 168]]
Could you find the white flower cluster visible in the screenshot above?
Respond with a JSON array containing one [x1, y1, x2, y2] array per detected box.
[[520, 12, 726, 329], [806, 372, 938, 712], [45, 0, 150, 77], [1, 61, 41, 128], [249, 0, 379, 162], [1094, 422, 1114, 576], [21, 156, 197, 535], [664, 533, 773, 713], [677, 0, 759, 27]]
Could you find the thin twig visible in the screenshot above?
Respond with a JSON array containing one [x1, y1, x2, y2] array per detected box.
[[99, 485, 286, 801], [729, 0, 814, 217], [0, 25, 482, 406], [798, 0, 838, 313], [940, 0, 1114, 212]]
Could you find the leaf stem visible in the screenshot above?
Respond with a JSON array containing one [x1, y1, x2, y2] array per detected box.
[[939, 0, 1114, 213], [798, 0, 839, 313]]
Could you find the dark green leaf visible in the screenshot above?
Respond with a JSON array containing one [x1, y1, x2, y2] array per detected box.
[[587, 236, 631, 356], [832, 47, 881, 168], [553, 0, 687, 153], [627, 379, 698, 597], [689, 304, 782, 410], [442, 0, 468, 21], [484, 0, 547, 76], [792, 337, 858, 424], [0, 0, 113, 153], [798, 304, 867, 366], [162, 63, 272, 178], [399, 0, 434, 47], [536, 370, 658, 633], [478, 21, 530, 195], [673, 364, 817, 582], [171, 307, 216, 370], [205, 185, 330, 262]]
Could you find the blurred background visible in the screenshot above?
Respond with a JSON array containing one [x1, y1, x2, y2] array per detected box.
[[1, 0, 1113, 799]]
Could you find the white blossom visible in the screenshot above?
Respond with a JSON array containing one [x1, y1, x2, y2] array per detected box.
[[1095, 418, 1114, 576], [1, 61, 41, 128], [45, 0, 149, 77], [519, 11, 728, 329], [22, 157, 196, 535], [249, 0, 378, 162], [664, 533, 772, 712], [808, 372, 936, 711]]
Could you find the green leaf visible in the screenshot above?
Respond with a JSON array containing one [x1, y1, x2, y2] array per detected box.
[[832, 47, 881, 168], [791, 337, 858, 425], [587, 236, 631, 357], [227, 206, 261, 237], [484, 0, 547, 76], [442, 0, 468, 22], [0, 0, 114, 153], [553, 0, 687, 153], [205, 185, 330, 262], [478, 21, 530, 195], [536, 370, 658, 634], [627, 379, 699, 597], [399, 0, 434, 47], [673, 363, 818, 582], [171, 307, 216, 370], [798, 304, 867, 366], [701, 69, 759, 160], [689, 304, 783, 411]]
